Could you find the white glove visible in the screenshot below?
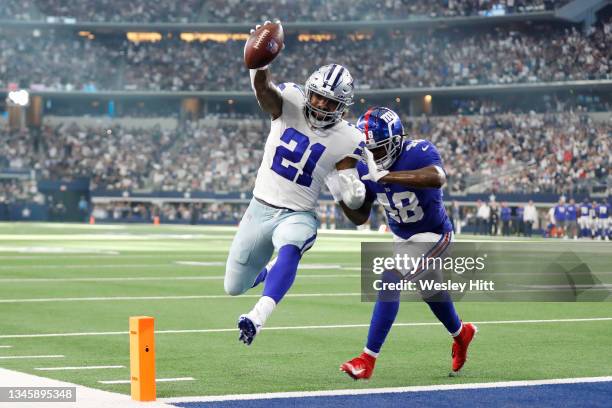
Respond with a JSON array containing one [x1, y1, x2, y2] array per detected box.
[[339, 172, 366, 209], [325, 170, 366, 210], [360, 148, 389, 182], [325, 170, 343, 202]]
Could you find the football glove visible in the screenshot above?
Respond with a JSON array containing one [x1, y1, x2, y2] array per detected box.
[[361, 148, 389, 182]]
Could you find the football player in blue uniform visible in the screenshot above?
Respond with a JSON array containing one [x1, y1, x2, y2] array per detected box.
[[327, 107, 476, 379]]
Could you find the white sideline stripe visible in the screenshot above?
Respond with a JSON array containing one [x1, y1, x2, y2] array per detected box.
[[0, 367, 174, 408], [0, 292, 361, 303], [99, 377, 195, 384], [0, 274, 359, 283], [162, 376, 612, 403], [0, 354, 64, 359], [0, 345, 12, 348], [1, 317, 610, 339], [35, 365, 124, 371]]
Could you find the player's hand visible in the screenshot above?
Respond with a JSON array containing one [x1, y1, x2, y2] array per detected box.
[[248, 19, 285, 69], [361, 149, 389, 183], [339, 172, 366, 210]]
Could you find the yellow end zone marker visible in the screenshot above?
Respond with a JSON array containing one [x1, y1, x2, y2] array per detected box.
[[129, 316, 156, 401]]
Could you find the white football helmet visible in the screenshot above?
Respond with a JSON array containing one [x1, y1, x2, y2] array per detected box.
[[304, 64, 354, 128]]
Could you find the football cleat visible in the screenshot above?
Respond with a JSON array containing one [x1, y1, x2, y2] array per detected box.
[[451, 322, 477, 373], [340, 352, 376, 380], [237, 314, 261, 346]]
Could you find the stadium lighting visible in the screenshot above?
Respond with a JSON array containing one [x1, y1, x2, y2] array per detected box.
[[7, 90, 30, 107]]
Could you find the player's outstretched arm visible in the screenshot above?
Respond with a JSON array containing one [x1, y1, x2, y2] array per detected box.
[[339, 200, 372, 226], [361, 148, 445, 188], [380, 166, 446, 189], [246, 20, 284, 119], [251, 69, 282, 119]]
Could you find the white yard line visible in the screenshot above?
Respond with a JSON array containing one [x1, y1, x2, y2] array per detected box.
[[0, 367, 174, 408], [99, 377, 194, 385], [0, 355, 64, 359], [0, 292, 361, 303], [35, 365, 125, 371], [162, 376, 612, 403], [0, 274, 359, 283], [0, 317, 610, 339], [0, 345, 12, 348]]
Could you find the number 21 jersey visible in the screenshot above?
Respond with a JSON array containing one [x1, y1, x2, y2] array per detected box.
[[253, 82, 363, 211]]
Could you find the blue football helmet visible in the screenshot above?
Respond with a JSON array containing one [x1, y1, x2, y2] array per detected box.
[[356, 107, 404, 169]]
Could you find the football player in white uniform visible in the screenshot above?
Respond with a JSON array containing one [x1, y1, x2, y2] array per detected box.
[[225, 21, 365, 345]]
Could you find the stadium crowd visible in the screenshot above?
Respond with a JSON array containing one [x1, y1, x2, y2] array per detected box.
[[2, 19, 610, 92], [0, 0, 568, 23], [1, 110, 608, 196]]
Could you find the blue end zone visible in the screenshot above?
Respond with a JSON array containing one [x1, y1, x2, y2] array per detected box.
[[173, 381, 612, 408]]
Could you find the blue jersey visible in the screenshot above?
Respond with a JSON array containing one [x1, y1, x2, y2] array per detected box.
[[566, 204, 577, 221], [358, 139, 452, 240], [579, 203, 590, 217], [500, 207, 511, 222], [597, 204, 609, 219], [554, 205, 567, 222]]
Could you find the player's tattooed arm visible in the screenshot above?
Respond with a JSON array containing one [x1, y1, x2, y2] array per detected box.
[[380, 165, 446, 189], [339, 199, 372, 226], [251, 69, 282, 120]]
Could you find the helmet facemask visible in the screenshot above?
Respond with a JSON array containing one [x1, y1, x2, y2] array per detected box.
[[304, 88, 347, 128], [368, 134, 403, 170]]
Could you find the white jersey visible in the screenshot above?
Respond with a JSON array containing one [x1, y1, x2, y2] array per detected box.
[[253, 82, 363, 211]]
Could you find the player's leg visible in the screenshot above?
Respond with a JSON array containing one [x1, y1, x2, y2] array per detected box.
[[224, 199, 275, 296], [238, 210, 317, 345], [410, 232, 476, 374], [340, 269, 400, 380]]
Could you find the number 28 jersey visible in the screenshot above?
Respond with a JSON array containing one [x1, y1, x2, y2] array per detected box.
[[253, 83, 363, 211], [358, 139, 453, 240]]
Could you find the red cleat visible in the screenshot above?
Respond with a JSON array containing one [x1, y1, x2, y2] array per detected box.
[[451, 322, 477, 373], [340, 352, 376, 380]]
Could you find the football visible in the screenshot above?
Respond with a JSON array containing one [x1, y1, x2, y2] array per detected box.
[[244, 22, 284, 69]]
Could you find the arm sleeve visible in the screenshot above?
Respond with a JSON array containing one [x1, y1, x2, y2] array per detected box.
[[357, 162, 376, 204], [275, 82, 305, 121]]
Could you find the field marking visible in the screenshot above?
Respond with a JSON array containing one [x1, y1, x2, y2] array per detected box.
[[1, 317, 610, 339], [161, 376, 612, 403], [0, 345, 12, 348], [0, 274, 359, 283], [0, 292, 362, 303], [0, 246, 120, 254], [0, 355, 64, 359], [35, 365, 124, 371], [99, 377, 195, 385], [0, 367, 174, 408], [0, 263, 178, 270]]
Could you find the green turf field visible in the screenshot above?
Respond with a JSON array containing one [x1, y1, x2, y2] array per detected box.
[[0, 222, 611, 398]]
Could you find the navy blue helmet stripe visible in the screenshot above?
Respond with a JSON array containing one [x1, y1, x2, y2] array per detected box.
[[330, 67, 345, 90], [325, 64, 337, 82]]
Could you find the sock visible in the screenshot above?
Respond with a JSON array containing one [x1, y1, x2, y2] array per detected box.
[[249, 295, 276, 326], [262, 245, 301, 304], [424, 290, 462, 335], [366, 299, 399, 355], [251, 257, 277, 288], [365, 270, 401, 354]]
